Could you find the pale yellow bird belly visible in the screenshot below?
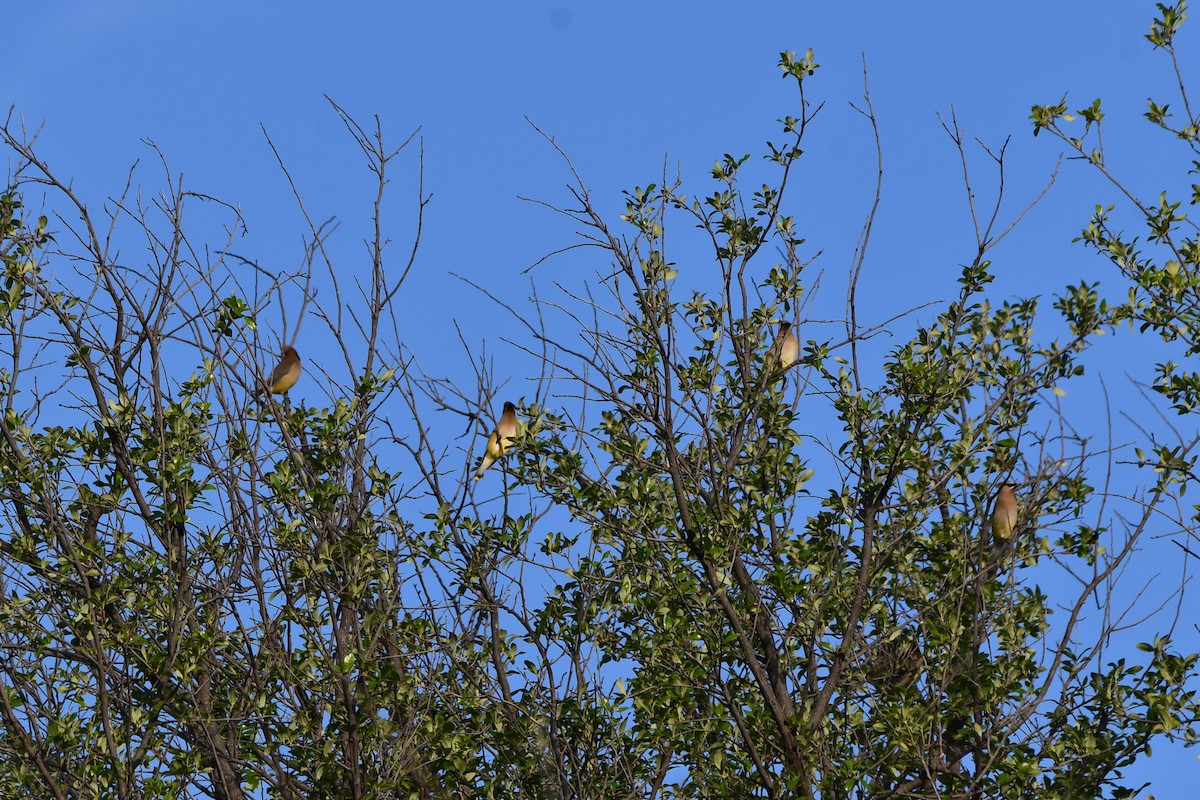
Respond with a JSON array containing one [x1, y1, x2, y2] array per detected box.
[[486, 431, 506, 461], [992, 508, 1016, 540], [271, 369, 300, 394]]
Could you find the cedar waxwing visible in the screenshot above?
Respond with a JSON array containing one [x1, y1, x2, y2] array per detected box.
[[767, 322, 799, 373], [991, 482, 1018, 546], [258, 345, 302, 396], [474, 401, 517, 480]]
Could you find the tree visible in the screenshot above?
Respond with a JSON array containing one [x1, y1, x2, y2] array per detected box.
[[0, 6, 1198, 799]]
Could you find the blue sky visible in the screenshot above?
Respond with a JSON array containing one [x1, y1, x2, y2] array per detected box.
[[9, 1, 1200, 794], [9, 2, 1185, 370]]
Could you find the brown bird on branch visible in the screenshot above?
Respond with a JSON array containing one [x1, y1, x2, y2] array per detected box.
[[991, 482, 1018, 549], [767, 322, 799, 374], [258, 345, 302, 396], [475, 401, 517, 480]]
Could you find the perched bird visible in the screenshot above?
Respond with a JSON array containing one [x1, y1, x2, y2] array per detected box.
[[767, 322, 799, 374], [475, 401, 518, 480], [258, 345, 302, 396], [991, 482, 1018, 547]]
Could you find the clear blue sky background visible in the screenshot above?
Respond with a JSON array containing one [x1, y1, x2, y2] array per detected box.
[[8, 2, 1200, 795]]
